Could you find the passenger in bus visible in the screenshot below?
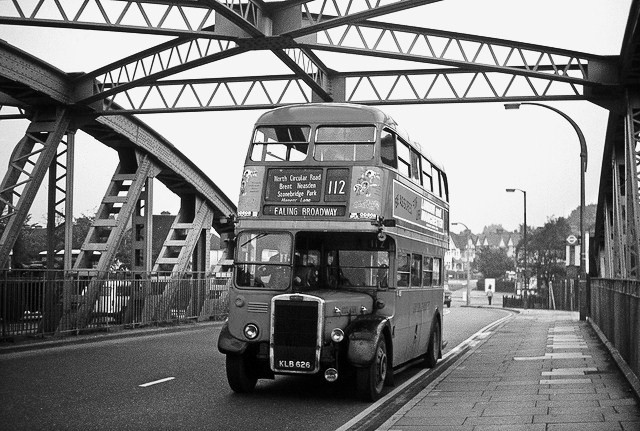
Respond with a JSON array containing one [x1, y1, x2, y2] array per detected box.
[[330, 268, 353, 288], [293, 253, 319, 289]]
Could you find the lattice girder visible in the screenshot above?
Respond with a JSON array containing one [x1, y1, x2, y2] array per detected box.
[[0, 109, 71, 268], [302, 20, 608, 85], [1, 0, 615, 112], [100, 67, 587, 114], [69, 153, 161, 329]]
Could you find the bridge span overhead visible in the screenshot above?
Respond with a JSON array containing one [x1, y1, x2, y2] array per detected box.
[[0, 2, 637, 341]]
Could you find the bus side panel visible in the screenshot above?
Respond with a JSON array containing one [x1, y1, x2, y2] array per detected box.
[[392, 287, 418, 364]]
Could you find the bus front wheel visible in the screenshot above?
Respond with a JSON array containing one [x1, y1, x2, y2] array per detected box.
[[356, 336, 388, 401], [226, 352, 258, 393], [424, 320, 440, 368]]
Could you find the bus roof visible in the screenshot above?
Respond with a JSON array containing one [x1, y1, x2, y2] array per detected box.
[[254, 103, 446, 173], [255, 103, 396, 127]]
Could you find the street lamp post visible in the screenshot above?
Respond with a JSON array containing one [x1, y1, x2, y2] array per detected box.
[[506, 188, 527, 306], [505, 102, 588, 318], [452, 221, 472, 306]]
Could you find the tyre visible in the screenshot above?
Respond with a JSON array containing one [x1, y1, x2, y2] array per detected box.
[[424, 320, 440, 368], [225, 352, 258, 393], [356, 336, 388, 401]]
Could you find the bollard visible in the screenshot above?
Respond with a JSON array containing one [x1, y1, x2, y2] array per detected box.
[[579, 279, 588, 320]]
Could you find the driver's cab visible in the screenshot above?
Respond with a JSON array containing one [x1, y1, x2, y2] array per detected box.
[[293, 231, 391, 291], [235, 230, 392, 292]]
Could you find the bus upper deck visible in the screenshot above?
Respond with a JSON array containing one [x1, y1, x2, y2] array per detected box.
[[237, 103, 449, 246]]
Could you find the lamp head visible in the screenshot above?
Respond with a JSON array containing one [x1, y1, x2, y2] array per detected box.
[[506, 188, 515, 192], [504, 103, 521, 110]]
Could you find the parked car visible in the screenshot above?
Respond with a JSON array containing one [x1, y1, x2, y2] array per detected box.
[[443, 285, 452, 307]]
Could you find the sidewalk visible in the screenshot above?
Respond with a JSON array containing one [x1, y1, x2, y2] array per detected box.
[[377, 309, 640, 431]]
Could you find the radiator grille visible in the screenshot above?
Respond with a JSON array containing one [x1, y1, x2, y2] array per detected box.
[[271, 298, 320, 373]]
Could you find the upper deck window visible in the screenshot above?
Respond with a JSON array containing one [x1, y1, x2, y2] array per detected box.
[[313, 126, 375, 162], [250, 126, 310, 162]]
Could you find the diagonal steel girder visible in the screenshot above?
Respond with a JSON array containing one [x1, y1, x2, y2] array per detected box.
[[198, 0, 334, 101], [72, 0, 444, 105], [63, 1, 333, 105]]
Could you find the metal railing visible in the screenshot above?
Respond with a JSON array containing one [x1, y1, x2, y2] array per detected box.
[[589, 278, 640, 380], [0, 269, 230, 339], [501, 279, 579, 311]]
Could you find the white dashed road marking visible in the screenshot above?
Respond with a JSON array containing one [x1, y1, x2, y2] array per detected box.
[[139, 377, 175, 388]]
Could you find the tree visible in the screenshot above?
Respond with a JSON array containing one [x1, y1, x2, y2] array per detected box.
[[566, 204, 597, 235], [0, 215, 50, 266], [474, 247, 514, 279], [481, 224, 506, 235], [72, 213, 94, 249], [526, 216, 572, 289]]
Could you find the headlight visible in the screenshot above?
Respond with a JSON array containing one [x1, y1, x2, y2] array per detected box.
[[330, 328, 344, 343], [244, 323, 259, 340]]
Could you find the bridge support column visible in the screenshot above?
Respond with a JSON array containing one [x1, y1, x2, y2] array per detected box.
[[59, 151, 161, 331], [152, 195, 213, 320], [0, 109, 70, 268]]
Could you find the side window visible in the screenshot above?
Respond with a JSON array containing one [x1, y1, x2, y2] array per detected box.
[[422, 157, 433, 193], [397, 253, 410, 287], [410, 150, 421, 184], [434, 169, 442, 198], [410, 254, 422, 287], [423, 256, 433, 287], [440, 171, 449, 202], [397, 141, 411, 178], [433, 258, 442, 285], [380, 130, 397, 168]]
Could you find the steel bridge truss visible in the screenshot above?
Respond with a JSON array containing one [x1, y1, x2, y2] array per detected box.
[[0, 0, 618, 113], [0, 0, 638, 332]]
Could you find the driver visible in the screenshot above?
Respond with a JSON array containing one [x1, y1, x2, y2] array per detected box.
[[256, 253, 288, 288]]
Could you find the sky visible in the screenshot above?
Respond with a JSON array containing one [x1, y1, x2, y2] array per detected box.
[[0, 0, 632, 234]]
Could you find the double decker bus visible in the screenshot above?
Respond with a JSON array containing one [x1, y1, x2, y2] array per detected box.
[[218, 103, 449, 401]]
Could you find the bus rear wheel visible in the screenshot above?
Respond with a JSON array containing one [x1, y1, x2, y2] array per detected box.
[[356, 336, 388, 401], [424, 320, 440, 368], [226, 352, 258, 393]]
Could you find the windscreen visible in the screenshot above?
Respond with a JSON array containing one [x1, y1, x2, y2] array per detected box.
[[250, 126, 310, 162], [235, 232, 292, 290], [313, 126, 376, 162]]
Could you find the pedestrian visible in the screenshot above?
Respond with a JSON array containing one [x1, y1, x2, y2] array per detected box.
[[487, 289, 494, 305]]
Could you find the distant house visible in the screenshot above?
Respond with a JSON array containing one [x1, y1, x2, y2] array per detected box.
[[473, 229, 521, 259], [446, 232, 475, 281], [446, 228, 521, 281]]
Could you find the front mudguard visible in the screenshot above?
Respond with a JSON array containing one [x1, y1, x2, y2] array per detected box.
[[217, 321, 249, 355], [346, 315, 391, 367]]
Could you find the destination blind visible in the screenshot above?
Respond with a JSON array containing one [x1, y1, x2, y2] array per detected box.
[[263, 205, 346, 217], [265, 168, 323, 203]]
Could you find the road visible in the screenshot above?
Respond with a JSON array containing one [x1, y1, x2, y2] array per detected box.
[[0, 302, 508, 431]]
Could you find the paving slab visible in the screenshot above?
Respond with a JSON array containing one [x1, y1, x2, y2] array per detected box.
[[377, 309, 640, 431]]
